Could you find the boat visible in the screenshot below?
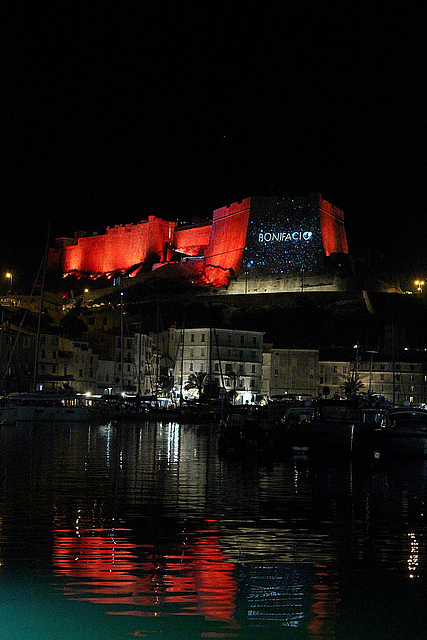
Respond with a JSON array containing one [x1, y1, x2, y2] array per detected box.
[[0, 393, 91, 424], [285, 398, 381, 458], [375, 407, 427, 457], [218, 405, 271, 457]]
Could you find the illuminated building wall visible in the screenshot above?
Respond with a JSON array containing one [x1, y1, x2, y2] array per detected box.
[[63, 216, 176, 275], [173, 222, 212, 257], [54, 194, 348, 286], [203, 199, 252, 286]]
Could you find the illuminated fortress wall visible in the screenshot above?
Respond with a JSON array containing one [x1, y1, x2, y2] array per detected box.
[[63, 216, 176, 275], [173, 223, 212, 257], [54, 194, 348, 286], [319, 197, 348, 255], [203, 199, 251, 286]]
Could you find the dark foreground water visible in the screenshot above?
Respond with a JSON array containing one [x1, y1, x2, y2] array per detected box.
[[0, 421, 425, 640]]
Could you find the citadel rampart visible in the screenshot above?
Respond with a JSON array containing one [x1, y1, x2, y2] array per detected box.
[[49, 194, 349, 287]]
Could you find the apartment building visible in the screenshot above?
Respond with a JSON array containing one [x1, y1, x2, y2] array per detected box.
[[113, 332, 155, 394], [263, 348, 319, 399], [154, 326, 264, 402]]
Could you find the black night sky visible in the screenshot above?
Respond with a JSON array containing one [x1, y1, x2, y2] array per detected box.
[[2, 3, 426, 285]]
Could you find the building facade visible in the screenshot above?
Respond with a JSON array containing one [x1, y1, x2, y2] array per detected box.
[[263, 348, 319, 399], [262, 346, 427, 406], [154, 327, 264, 403]]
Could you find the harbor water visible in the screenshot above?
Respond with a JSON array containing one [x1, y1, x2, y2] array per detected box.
[[0, 420, 425, 639]]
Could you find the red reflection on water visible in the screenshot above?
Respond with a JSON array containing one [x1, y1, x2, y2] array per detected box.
[[307, 564, 339, 638], [52, 521, 238, 625]]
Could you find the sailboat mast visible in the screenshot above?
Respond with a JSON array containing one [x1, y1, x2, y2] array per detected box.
[[32, 222, 51, 393]]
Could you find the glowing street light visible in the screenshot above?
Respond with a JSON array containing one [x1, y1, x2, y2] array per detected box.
[[5, 272, 13, 293], [415, 279, 424, 293]]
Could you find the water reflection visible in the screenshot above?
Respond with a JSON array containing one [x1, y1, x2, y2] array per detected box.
[[0, 420, 425, 639]]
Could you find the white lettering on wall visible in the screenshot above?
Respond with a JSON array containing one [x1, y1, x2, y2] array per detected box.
[[258, 231, 313, 243]]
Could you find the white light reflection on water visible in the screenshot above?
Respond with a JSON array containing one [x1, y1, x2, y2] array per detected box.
[[0, 421, 425, 639]]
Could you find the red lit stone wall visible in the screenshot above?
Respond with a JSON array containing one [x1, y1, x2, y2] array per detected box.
[[173, 223, 212, 256], [203, 199, 251, 286], [58, 194, 349, 285], [63, 217, 177, 275], [319, 196, 348, 256]]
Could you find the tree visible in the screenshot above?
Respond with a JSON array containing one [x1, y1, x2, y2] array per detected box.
[[184, 371, 209, 398], [226, 370, 241, 405], [158, 375, 174, 398], [343, 373, 364, 399]]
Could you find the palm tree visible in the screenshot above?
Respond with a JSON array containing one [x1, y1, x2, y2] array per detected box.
[[184, 371, 209, 398], [343, 372, 364, 399], [226, 370, 241, 405], [158, 375, 175, 398]]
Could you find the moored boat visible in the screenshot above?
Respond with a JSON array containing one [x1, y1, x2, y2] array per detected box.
[[286, 398, 382, 458], [375, 407, 427, 457], [0, 393, 91, 424]]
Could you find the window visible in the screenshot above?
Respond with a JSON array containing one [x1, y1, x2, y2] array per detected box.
[[251, 364, 256, 373], [201, 333, 205, 342], [189, 362, 194, 371], [214, 363, 219, 372], [250, 378, 255, 389], [240, 335, 244, 346], [252, 336, 257, 346], [190, 333, 195, 343]]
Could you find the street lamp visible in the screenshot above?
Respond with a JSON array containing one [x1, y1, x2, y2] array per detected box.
[[415, 279, 424, 293], [5, 272, 13, 293]]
